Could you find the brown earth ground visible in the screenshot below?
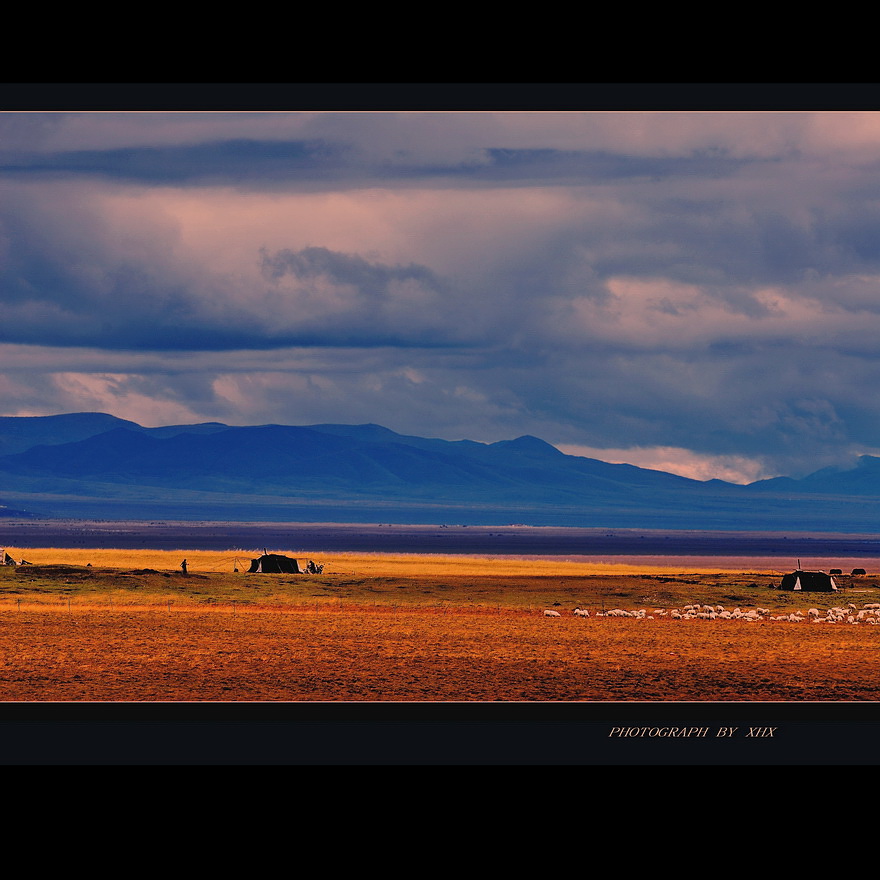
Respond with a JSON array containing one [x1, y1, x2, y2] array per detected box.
[[1, 547, 879, 702]]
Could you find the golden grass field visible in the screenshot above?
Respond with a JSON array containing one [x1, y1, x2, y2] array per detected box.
[[1, 546, 879, 702]]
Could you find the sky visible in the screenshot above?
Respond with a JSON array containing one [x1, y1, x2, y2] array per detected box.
[[4, 86, 880, 483]]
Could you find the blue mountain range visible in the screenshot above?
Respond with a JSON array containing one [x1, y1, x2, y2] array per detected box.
[[0, 412, 878, 530]]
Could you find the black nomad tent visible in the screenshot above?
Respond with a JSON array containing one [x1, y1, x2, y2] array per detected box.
[[779, 570, 838, 592], [248, 554, 305, 574]]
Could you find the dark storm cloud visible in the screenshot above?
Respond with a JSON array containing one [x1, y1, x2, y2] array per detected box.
[[0, 139, 353, 186], [476, 147, 751, 183], [260, 246, 446, 298], [0, 137, 751, 190]]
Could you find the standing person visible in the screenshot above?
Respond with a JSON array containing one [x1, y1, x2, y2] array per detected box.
[[181, 558, 188, 574]]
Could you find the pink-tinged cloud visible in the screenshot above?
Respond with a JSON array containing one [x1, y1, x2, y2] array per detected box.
[[555, 443, 773, 484]]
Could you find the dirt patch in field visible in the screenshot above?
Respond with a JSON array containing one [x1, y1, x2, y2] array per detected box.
[[1, 605, 879, 702]]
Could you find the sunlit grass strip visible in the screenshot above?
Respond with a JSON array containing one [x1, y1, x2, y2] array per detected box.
[[2, 547, 781, 576], [0, 598, 534, 616]]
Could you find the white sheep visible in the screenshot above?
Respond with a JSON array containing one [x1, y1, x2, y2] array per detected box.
[[543, 609, 561, 618], [573, 608, 589, 617]]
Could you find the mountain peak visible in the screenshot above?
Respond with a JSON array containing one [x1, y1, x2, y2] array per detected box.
[[489, 435, 566, 457]]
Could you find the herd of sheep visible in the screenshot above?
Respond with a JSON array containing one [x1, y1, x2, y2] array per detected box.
[[544, 602, 880, 625]]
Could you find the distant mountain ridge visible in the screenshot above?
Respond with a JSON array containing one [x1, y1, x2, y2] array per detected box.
[[0, 419, 706, 497], [0, 412, 879, 530], [0, 412, 229, 456]]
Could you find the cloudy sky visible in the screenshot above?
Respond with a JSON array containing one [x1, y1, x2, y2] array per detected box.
[[4, 86, 880, 482]]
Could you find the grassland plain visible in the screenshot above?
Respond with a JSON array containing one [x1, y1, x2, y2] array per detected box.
[[1, 547, 880, 702]]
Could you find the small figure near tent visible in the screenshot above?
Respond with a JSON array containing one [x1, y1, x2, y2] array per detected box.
[[307, 559, 324, 574]]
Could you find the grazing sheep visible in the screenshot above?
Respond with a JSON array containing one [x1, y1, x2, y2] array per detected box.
[[576, 596, 880, 627], [543, 609, 562, 618]]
